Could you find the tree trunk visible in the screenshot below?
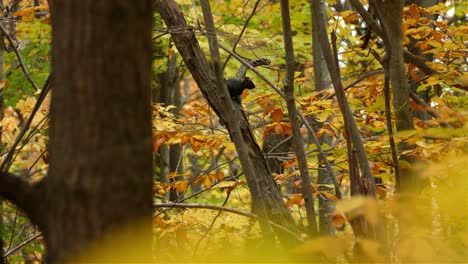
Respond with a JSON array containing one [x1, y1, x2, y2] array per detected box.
[[155, 0, 299, 243], [41, 1, 153, 261], [311, 0, 335, 235], [280, 0, 318, 236], [377, 0, 413, 132], [0, 0, 5, 260]]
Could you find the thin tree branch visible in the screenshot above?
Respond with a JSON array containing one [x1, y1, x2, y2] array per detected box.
[[280, 0, 318, 236], [347, 0, 439, 76], [324, 69, 384, 100], [3, 233, 42, 258], [222, 0, 261, 69], [219, 43, 341, 199], [153, 203, 304, 242], [0, 23, 40, 91], [0, 172, 35, 217], [383, 53, 401, 191], [0, 75, 51, 171], [193, 189, 232, 255]]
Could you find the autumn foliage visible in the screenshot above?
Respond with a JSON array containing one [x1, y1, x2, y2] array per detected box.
[[0, 0, 466, 263]]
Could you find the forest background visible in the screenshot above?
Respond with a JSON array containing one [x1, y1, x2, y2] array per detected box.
[[0, 0, 466, 263]]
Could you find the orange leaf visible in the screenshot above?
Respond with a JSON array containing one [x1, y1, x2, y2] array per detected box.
[[319, 191, 338, 201], [173, 180, 189, 193], [274, 123, 285, 135], [167, 172, 178, 179], [202, 175, 213, 189], [376, 186, 387, 198], [227, 180, 245, 194], [310, 183, 317, 193], [332, 214, 347, 228], [286, 194, 304, 208], [215, 171, 224, 181], [408, 4, 420, 19], [191, 142, 201, 153], [271, 108, 284, 122], [152, 136, 166, 152]]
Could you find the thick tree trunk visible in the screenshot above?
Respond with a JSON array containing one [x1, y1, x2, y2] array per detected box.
[[41, 1, 153, 262], [0, 2, 4, 260]]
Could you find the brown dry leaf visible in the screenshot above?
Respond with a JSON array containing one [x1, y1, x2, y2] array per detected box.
[[285, 194, 303, 208], [271, 108, 284, 122], [214, 171, 224, 181]]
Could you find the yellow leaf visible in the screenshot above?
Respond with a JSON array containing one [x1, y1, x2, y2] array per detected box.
[[294, 236, 351, 259], [373, 120, 386, 128], [335, 196, 379, 226], [167, 172, 178, 179], [173, 180, 189, 193], [202, 175, 213, 189]]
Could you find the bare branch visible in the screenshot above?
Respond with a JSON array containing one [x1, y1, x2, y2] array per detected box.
[[0, 75, 52, 171], [223, 0, 261, 69], [154, 203, 304, 243], [3, 233, 42, 258], [0, 23, 40, 91], [219, 43, 341, 199]]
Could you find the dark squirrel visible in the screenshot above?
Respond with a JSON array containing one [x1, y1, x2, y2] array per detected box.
[[226, 78, 255, 103]]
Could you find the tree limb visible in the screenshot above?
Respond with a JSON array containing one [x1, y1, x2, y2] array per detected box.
[[0, 75, 52, 171], [0, 23, 40, 91], [347, 0, 439, 76], [154, 203, 304, 243], [0, 172, 38, 222], [3, 233, 42, 258], [219, 44, 341, 198]]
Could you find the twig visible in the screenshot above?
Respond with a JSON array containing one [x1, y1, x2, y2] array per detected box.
[[3, 233, 42, 258], [383, 53, 401, 191], [154, 203, 304, 242], [324, 69, 384, 99], [0, 23, 40, 91], [0, 75, 51, 171], [193, 190, 232, 255], [219, 43, 341, 198], [223, 0, 261, 69]]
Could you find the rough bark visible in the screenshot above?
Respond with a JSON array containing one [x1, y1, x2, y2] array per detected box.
[[155, 0, 298, 242], [0, 3, 5, 259], [43, 1, 153, 262]]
